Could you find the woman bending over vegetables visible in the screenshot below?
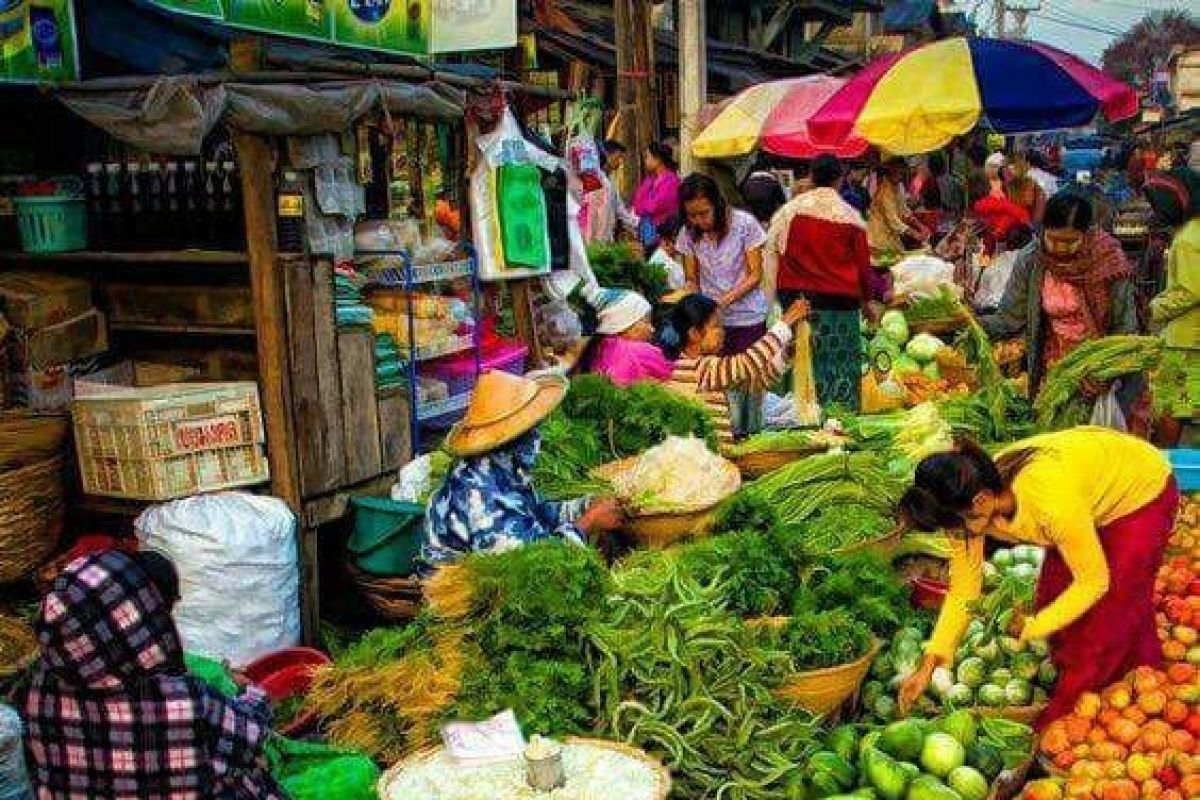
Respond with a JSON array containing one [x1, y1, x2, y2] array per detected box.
[[420, 370, 623, 573], [576, 287, 673, 387], [896, 430, 1178, 729], [657, 293, 808, 450]]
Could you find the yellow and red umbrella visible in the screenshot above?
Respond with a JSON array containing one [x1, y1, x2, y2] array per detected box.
[[808, 37, 1138, 156], [692, 76, 870, 160]]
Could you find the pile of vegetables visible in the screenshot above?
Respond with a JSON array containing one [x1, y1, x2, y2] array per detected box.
[[534, 376, 717, 500], [1034, 664, 1199, 800], [938, 382, 1036, 445], [1033, 335, 1164, 430], [904, 286, 964, 324], [602, 436, 740, 513], [780, 502, 895, 556], [736, 451, 906, 529], [871, 311, 950, 380], [799, 710, 1035, 800], [1170, 495, 1199, 556], [588, 551, 822, 799], [584, 242, 670, 304], [726, 427, 849, 457], [790, 552, 930, 640], [1155, 553, 1200, 666]]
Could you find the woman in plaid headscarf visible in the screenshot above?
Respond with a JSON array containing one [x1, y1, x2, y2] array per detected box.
[[24, 550, 284, 800]]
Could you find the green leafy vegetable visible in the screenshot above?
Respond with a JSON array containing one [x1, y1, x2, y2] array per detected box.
[[1034, 335, 1163, 430], [584, 242, 670, 304]]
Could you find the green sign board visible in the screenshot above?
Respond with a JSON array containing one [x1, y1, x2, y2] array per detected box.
[[333, 0, 428, 55], [149, 0, 224, 19], [225, 0, 329, 40], [0, 0, 79, 83]]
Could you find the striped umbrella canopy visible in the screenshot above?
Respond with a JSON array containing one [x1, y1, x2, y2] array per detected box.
[[692, 76, 870, 160], [808, 37, 1138, 156]]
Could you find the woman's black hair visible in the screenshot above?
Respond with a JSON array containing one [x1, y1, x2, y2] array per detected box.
[[656, 215, 682, 242], [927, 152, 948, 177], [742, 172, 787, 224], [678, 173, 730, 239], [646, 141, 677, 172], [811, 155, 844, 188], [656, 293, 718, 360], [133, 549, 181, 609], [1043, 191, 1093, 231]]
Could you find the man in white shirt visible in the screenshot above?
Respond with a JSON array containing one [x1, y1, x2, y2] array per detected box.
[[1026, 151, 1060, 199]]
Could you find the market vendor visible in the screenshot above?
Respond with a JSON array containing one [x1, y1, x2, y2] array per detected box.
[[979, 192, 1144, 431], [577, 287, 673, 387], [1144, 168, 1200, 446], [657, 293, 809, 449], [419, 370, 623, 571], [25, 550, 284, 799], [896, 431, 1178, 728]]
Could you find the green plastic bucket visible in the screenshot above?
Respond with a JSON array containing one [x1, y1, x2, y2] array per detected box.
[[347, 497, 424, 577], [14, 195, 87, 253]]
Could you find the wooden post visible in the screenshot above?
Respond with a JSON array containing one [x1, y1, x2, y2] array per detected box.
[[231, 37, 316, 642], [614, 0, 658, 189], [678, 0, 707, 175], [510, 279, 545, 370]]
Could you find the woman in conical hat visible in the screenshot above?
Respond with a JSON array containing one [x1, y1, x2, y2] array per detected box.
[[419, 370, 623, 572]]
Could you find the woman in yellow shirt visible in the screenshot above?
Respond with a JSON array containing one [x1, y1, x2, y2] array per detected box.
[[896, 429, 1178, 728]]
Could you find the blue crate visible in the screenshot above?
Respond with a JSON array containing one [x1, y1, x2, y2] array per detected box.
[[1165, 448, 1199, 492]]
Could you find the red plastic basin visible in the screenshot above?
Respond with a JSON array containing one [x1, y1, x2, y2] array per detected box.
[[241, 647, 330, 737], [910, 576, 949, 610]]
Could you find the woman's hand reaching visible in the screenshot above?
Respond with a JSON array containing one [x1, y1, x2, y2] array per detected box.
[[782, 298, 811, 327]]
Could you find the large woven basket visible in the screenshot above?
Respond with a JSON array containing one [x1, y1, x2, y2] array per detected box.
[[774, 639, 881, 716], [592, 457, 739, 549], [730, 444, 828, 479], [973, 704, 1045, 726], [0, 455, 65, 583], [909, 312, 970, 336], [0, 411, 68, 471], [347, 564, 423, 621], [378, 737, 670, 800], [0, 615, 37, 679]]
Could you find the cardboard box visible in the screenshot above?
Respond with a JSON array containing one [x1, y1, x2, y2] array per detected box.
[[7, 356, 133, 411], [14, 309, 108, 370], [0, 270, 92, 329]]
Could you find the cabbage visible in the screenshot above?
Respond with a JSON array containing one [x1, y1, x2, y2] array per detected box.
[[922, 362, 941, 380], [892, 355, 923, 376], [972, 638, 1000, 663], [930, 667, 955, 698], [907, 775, 962, 800], [976, 684, 1007, 707], [1010, 654, 1040, 682], [879, 720, 926, 762], [955, 657, 987, 689], [919, 733, 966, 779], [946, 683, 974, 707], [864, 747, 913, 800], [947, 766, 989, 800], [1029, 639, 1050, 660], [1036, 661, 1057, 687], [880, 310, 910, 345], [981, 562, 999, 590], [991, 549, 1014, 569], [905, 333, 945, 364], [999, 636, 1027, 656], [1004, 678, 1033, 706]]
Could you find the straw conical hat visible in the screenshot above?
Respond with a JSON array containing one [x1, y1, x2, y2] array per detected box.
[[445, 370, 568, 457]]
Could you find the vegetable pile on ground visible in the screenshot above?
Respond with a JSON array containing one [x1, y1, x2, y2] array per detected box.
[[736, 451, 906, 529], [600, 436, 740, 513], [534, 376, 717, 500], [587, 550, 822, 799], [1155, 553, 1200, 666], [1034, 664, 1199, 800], [866, 547, 1055, 720], [800, 710, 1035, 800], [1033, 335, 1163, 430], [725, 427, 849, 457]]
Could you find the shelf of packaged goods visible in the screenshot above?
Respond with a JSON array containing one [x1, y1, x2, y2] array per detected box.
[[416, 392, 470, 423], [357, 254, 474, 286], [413, 334, 474, 362], [109, 321, 256, 336], [0, 250, 250, 265]]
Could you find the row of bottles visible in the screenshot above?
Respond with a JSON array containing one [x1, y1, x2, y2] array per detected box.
[[84, 159, 244, 252]]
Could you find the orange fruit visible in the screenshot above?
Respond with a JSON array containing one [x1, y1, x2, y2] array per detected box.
[[1139, 689, 1169, 716], [1141, 729, 1169, 753], [1103, 684, 1134, 710], [1108, 718, 1141, 746], [1167, 729, 1195, 754], [1163, 639, 1188, 662], [1122, 705, 1148, 725], [1053, 749, 1077, 770], [1098, 778, 1139, 800], [1140, 778, 1164, 798], [1065, 714, 1092, 745], [1042, 723, 1072, 756], [1164, 699, 1190, 725], [1166, 663, 1196, 684], [1076, 691, 1103, 718], [1087, 728, 1109, 744]]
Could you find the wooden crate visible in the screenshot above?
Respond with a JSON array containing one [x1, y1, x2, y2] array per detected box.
[[102, 283, 254, 329]]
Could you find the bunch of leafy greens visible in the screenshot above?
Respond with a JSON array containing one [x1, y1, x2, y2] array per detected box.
[[584, 242, 670, 304], [781, 503, 894, 556], [444, 542, 610, 737], [677, 530, 798, 617], [776, 609, 873, 670], [791, 551, 924, 638]]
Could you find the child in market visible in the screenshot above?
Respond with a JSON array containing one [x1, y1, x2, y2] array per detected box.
[[24, 550, 284, 800], [649, 217, 687, 290]]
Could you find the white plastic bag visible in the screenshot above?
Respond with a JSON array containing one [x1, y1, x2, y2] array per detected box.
[[892, 255, 958, 300], [135, 492, 301, 667], [1089, 384, 1127, 431]]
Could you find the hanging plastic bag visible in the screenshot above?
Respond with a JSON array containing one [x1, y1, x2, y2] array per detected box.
[[565, 98, 604, 193], [1089, 383, 1127, 431], [792, 321, 822, 426]]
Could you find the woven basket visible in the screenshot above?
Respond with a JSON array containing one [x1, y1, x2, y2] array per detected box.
[[973, 704, 1045, 726], [378, 737, 670, 800], [0, 615, 37, 679], [0, 455, 65, 583], [592, 457, 739, 549], [909, 313, 970, 336], [730, 445, 827, 479], [940, 362, 978, 389], [347, 565, 423, 621], [774, 639, 881, 716], [0, 411, 68, 471]]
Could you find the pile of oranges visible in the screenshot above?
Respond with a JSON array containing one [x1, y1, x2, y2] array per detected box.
[[1156, 553, 1200, 666], [1168, 495, 1198, 556], [1030, 666, 1199, 799]]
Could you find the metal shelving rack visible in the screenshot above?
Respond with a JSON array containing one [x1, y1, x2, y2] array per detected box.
[[361, 248, 482, 454]]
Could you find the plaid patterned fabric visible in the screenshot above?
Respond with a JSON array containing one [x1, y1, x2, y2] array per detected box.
[[24, 551, 284, 800]]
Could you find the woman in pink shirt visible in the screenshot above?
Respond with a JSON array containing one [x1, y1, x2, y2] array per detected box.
[[632, 142, 681, 249]]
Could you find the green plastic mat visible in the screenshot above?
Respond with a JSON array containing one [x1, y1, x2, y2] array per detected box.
[[497, 162, 549, 270]]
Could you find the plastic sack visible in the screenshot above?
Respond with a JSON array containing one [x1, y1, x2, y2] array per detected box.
[[267, 737, 379, 800], [537, 297, 583, 352], [892, 255, 957, 300], [135, 492, 301, 667], [1089, 384, 1128, 431], [565, 98, 604, 193], [791, 321, 822, 426], [764, 392, 801, 430]]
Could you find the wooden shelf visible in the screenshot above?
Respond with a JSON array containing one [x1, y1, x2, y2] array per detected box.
[[110, 321, 256, 336], [0, 249, 250, 265]]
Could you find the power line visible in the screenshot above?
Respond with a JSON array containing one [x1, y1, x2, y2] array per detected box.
[[1032, 12, 1126, 37], [1040, 1, 1129, 33]]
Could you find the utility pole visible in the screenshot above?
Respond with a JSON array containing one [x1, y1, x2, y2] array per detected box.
[[678, 0, 706, 174], [614, 0, 658, 189], [993, 0, 1006, 38]]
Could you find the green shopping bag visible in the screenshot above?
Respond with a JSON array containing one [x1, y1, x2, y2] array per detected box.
[[497, 162, 549, 270]]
